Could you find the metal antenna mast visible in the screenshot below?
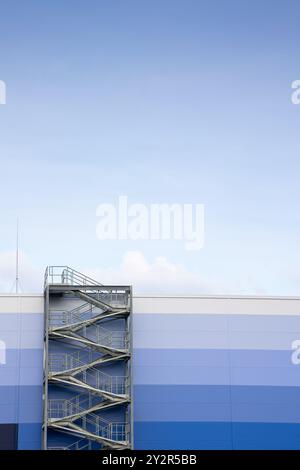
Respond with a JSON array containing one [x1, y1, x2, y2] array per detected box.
[[16, 218, 19, 294]]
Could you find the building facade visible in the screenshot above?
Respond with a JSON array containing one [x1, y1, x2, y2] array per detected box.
[[1, 282, 300, 449]]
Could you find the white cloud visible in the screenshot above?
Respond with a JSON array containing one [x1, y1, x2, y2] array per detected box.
[[0, 249, 267, 295], [86, 251, 216, 295], [0, 249, 214, 294]]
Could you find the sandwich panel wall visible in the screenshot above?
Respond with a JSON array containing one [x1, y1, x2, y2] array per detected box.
[[1, 295, 300, 449], [133, 297, 300, 450], [0, 295, 43, 449]]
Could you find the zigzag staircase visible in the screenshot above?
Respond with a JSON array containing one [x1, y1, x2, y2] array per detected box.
[[43, 266, 132, 450]]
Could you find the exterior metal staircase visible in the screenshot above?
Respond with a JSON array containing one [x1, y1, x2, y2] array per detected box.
[[48, 393, 129, 449], [49, 400, 129, 449], [49, 354, 130, 401], [43, 266, 133, 450]]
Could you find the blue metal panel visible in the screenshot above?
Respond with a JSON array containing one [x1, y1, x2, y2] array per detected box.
[[18, 423, 42, 449], [132, 313, 300, 448], [133, 348, 300, 386], [1, 309, 300, 449], [134, 422, 300, 450], [134, 384, 300, 423]]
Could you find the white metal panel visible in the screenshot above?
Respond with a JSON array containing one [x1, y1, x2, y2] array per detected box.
[[133, 296, 300, 315], [0, 295, 43, 314]]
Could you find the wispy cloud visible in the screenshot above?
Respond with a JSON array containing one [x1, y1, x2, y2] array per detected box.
[[0, 250, 267, 295], [86, 251, 217, 295]]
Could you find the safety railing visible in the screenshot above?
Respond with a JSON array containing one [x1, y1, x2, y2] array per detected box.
[[49, 304, 129, 349], [45, 266, 101, 287], [48, 398, 129, 443], [49, 303, 97, 327], [45, 267, 130, 300], [87, 416, 128, 443], [48, 439, 93, 450], [83, 326, 129, 350], [67, 439, 93, 450], [79, 368, 128, 395], [48, 393, 99, 420], [49, 302, 128, 329], [49, 353, 129, 395], [106, 422, 129, 443], [49, 351, 84, 373]]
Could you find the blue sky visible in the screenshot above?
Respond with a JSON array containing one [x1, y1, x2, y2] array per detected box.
[[0, 0, 300, 294]]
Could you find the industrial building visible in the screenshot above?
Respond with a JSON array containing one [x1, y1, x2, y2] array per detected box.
[[1, 266, 300, 449]]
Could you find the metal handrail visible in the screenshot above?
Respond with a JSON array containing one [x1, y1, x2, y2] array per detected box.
[[49, 310, 129, 348], [45, 266, 129, 295], [67, 439, 93, 450], [49, 353, 129, 395], [84, 326, 128, 350], [48, 397, 129, 443], [49, 304, 128, 327], [48, 393, 106, 420], [49, 351, 90, 371], [45, 266, 102, 288], [49, 304, 129, 349], [48, 439, 94, 450], [49, 303, 97, 327]]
